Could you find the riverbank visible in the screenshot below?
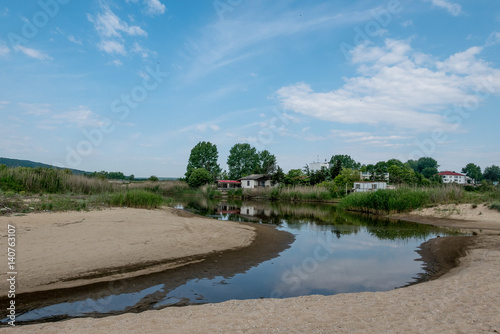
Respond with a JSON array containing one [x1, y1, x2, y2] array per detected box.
[[0, 207, 259, 296], [5, 233, 499, 333]]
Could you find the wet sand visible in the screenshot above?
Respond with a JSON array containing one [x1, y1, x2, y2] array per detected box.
[[2, 205, 500, 333]]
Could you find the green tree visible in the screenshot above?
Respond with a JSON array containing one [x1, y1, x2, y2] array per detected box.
[[128, 174, 135, 181], [284, 169, 309, 186], [386, 159, 404, 169], [330, 155, 361, 170], [462, 163, 482, 183], [186, 141, 221, 181], [406, 159, 419, 172], [422, 167, 439, 179], [227, 143, 259, 179], [334, 168, 361, 191], [149, 175, 159, 182], [330, 160, 342, 179], [257, 150, 277, 174], [416, 157, 439, 173], [272, 166, 285, 185], [187, 168, 212, 188], [388, 165, 418, 185], [483, 165, 500, 182]]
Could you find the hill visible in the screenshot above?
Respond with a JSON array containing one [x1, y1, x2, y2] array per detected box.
[[0, 157, 89, 175]]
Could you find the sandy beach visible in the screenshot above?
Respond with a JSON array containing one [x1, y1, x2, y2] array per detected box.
[[1, 205, 500, 333]]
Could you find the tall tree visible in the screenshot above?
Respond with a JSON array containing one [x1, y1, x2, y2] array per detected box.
[[272, 166, 285, 185], [257, 150, 277, 174], [483, 165, 500, 182], [330, 160, 342, 179], [330, 155, 361, 170], [185, 141, 221, 181], [462, 163, 482, 183], [227, 143, 259, 179], [416, 157, 439, 173]]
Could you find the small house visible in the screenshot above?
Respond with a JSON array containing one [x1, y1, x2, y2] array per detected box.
[[240, 174, 272, 189], [353, 181, 387, 192]]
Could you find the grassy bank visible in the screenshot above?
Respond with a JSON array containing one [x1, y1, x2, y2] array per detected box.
[[242, 186, 336, 202], [0, 167, 168, 213], [338, 185, 500, 214]]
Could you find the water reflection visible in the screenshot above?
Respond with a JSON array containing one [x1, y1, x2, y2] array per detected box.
[[5, 196, 460, 324]]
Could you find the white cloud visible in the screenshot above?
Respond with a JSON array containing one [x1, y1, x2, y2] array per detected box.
[[276, 39, 500, 132], [401, 20, 413, 27], [422, 0, 462, 16], [67, 35, 82, 45], [15, 45, 53, 61], [486, 32, 500, 46], [0, 101, 9, 108], [110, 59, 123, 66], [51, 106, 103, 128], [0, 41, 10, 56], [87, 4, 147, 38], [98, 40, 126, 55], [19, 103, 52, 115], [143, 0, 166, 16]]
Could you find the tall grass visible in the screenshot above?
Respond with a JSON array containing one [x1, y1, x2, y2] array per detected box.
[[0, 166, 116, 194], [109, 189, 164, 209], [338, 184, 469, 214], [128, 180, 191, 195], [243, 186, 334, 202]]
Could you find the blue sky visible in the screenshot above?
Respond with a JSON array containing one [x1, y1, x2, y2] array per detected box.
[[1, 0, 499, 177]]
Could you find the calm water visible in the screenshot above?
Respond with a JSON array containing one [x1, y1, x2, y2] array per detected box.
[[6, 197, 460, 324]]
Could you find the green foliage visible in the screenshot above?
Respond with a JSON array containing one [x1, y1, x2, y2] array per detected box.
[[330, 160, 342, 180], [185, 141, 221, 181], [422, 167, 439, 179], [489, 202, 500, 212], [483, 165, 500, 182], [187, 168, 212, 188], [242, 185, 333, 202], [227, 143, 260, 179], [330, 154, 360, 170], [284, 169, 309, 186], [257, 150, 277, 174], [110, 189, 163, 209], [339, 185, 466, 214], [149, 175, 159, 182], [333, 168, 361, 190], [272, 166, 285, 185], [462, 163, 482, 183]]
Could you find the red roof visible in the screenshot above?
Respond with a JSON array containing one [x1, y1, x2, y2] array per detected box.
[[217, 180, 241, 184], [438, 171, 465, 176]]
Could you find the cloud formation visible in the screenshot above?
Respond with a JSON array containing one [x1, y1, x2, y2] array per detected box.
[[15, 46, 52, 61], [276, 39, 500, 132], [422, 0, 462, 16]]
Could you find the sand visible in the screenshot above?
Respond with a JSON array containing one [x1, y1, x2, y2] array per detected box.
[[2, 205, 500, 333], [0, 207, 256, 295]]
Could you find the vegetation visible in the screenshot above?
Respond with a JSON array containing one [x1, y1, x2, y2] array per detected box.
[[187, 168, 212, 188], [338, 184, 500, 214], [242, 185, 335, 202], [226, 143, 277, 179], [109, 189, 163, 209], [185, 141, 221, 181]]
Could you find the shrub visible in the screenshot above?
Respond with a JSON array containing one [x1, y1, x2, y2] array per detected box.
[[187, 168, 212, 188]]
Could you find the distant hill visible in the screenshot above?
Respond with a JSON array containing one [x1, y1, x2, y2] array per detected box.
[[0, 157, 89, 175]]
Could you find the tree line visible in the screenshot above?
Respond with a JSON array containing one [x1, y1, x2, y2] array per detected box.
[[184, 141, 500, 189]]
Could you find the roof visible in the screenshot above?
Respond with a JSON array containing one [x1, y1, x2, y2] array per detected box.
[[217, 180, 241, 184], [438, 171, 465, 176], [239, 174, 269, 180]]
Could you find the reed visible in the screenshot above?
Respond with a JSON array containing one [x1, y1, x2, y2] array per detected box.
[[338, 184, 469, 214], [243, 185, 334, 202]]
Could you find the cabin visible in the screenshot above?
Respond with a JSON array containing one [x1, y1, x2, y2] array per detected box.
[[216, 180, 241, 190], [240, 174, 272, 189], [353, 181, 387, 192]]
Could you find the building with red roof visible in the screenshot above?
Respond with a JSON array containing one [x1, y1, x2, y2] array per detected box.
[[437, 171, 468, 184]]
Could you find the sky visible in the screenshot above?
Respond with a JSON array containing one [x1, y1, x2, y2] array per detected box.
[[0, 0, 499, 178]]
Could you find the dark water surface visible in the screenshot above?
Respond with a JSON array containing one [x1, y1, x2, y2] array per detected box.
[[5, 197, 460, 324]]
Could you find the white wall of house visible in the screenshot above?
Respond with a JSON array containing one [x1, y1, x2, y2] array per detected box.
[[360, 172, 390, 181], [354, 182, 387, 192], [441, 174, 466, 184], [310, 162, 331, 173], [241, 179, 272, 189]]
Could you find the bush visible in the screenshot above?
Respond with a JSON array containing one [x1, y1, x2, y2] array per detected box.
[[110, 189, 163, 209], [187, 168, 212, 188]]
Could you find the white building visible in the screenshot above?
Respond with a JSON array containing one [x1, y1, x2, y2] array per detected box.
[[240, 174, 273, 189], [438, 171, 467, 184], [353, 181, 387, 192], [360, 171, 390, 181], [309, 160, 332, 173]]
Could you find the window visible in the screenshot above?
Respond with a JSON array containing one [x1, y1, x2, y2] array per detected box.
[[247, 181, 250, 186], [373, 184, 377, 190], [355, 184, 360, 189]]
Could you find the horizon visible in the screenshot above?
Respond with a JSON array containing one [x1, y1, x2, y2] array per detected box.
[[1, 1, 499, 177]]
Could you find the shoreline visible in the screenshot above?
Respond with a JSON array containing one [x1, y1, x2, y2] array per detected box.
[[2, 205, 499, 332]]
